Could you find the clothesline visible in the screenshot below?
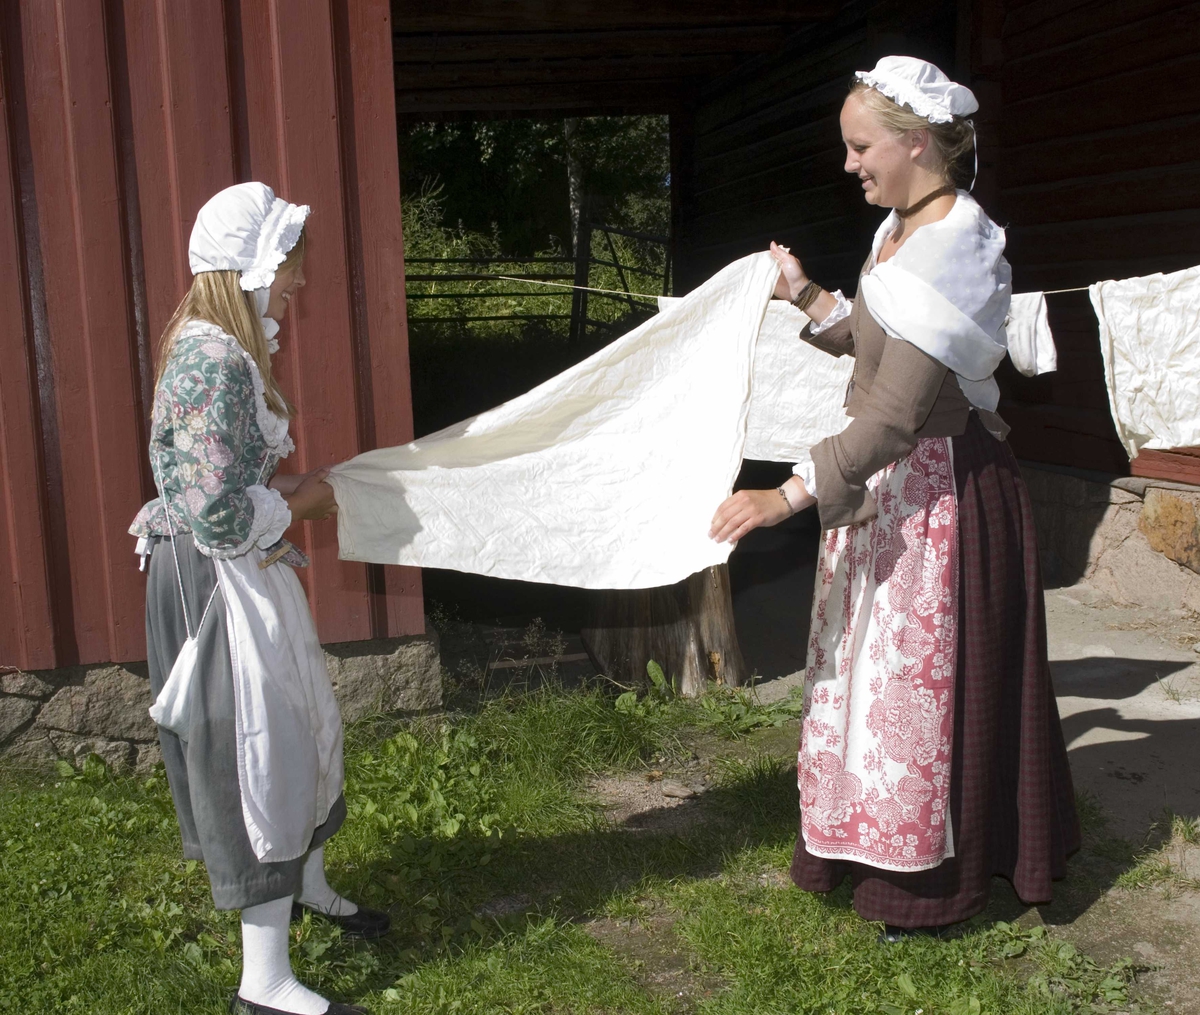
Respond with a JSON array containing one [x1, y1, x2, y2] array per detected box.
[[495, 275, 661, 301], [495, 274, 1095, 300]]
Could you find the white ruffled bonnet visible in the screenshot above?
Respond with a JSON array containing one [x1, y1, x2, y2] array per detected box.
[[188, 182, 309, 292], [854, 55, 978, 124]]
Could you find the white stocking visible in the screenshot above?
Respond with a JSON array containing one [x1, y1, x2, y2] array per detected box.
[[296, 845, 359, 917], [239, 895, 329, 1014]]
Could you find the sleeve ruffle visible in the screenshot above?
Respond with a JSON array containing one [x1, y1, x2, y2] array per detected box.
[[195, 484, 292, 559]]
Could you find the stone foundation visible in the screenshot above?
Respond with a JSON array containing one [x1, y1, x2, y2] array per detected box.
[[0, 628, 440, 775], [1020, 461, 1200, 612]]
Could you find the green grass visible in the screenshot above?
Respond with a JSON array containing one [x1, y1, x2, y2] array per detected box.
[[0, 684, 1142, 1014]]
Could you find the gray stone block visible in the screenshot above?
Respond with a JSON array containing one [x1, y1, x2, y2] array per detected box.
[[36, 664, 157, 741], [0, 670, 58, 699], [0, 696, 38, 742], [324, 630, 442, 723], [46, 730, 138, 774]]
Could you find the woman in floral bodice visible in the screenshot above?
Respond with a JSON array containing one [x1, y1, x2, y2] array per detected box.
[[711, 57, 1079, 939], [131, 183, 381, 1015]]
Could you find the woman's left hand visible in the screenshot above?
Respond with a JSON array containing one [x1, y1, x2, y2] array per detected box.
[[709, 489, 793, 544], [770, 241, 807, 301]]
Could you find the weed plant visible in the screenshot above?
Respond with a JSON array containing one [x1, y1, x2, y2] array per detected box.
[[0, 681, 1143, 1014]]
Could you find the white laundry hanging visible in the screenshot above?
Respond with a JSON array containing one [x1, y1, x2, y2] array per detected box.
[[1090, 264, 1200, 458], [1005, 292, 1057, 377], [329, 253, 802, 590]]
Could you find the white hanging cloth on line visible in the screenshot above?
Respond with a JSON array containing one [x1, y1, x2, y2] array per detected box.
[[1005, 292, 1057, 377], [329, 252, 852, 590], [1090, 264, 1200, 458]]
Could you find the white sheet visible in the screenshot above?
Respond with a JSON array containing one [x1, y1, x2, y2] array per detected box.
[[660, 296, 854, 466], [329, 253, 815, 590], [1090, 265, 1200, 458]]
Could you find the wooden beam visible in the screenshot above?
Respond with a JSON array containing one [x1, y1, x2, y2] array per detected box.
[[395, 79, 685, 114], [393, 25, 790, 62], [1130, 448, 1200, 486], [390, 0, 837, 33], [395, 52, 747, 90]]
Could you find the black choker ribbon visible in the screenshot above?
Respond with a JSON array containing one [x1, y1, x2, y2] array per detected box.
[[894, 183, 957, 219]]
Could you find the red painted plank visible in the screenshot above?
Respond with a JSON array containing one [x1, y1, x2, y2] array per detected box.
[[19, 0, 147, 663], [0, 27, 55, 669], [337, 0, 424, 636], [1131, 449, 1200, 486], [122, 0, 237, 354], [238, 0, 374, 644]]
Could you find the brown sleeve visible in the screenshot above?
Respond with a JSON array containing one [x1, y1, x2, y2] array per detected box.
[[811, 335, 948, 530], [799, 312, 855, 358]]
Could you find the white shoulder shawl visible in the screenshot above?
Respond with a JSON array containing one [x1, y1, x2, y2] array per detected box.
[[859, 192, 1012, 411]]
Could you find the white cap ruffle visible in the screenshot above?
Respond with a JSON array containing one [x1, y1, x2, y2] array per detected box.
[[854, 55, 978, 124], [189, 182, 309, 292]]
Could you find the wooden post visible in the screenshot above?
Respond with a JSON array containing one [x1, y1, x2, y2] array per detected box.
[[570, 211, 590, 342], [581, 563, 748, 696]]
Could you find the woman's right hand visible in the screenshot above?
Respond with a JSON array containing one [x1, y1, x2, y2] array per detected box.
[[285, 466, 338, 521], [770, 241, 808, 301]]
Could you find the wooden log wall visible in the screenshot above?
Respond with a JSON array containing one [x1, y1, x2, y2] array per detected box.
[[0, 0, 422, 671], [676, 0, 1200, 482], [986, 0, 1200, 479], [674, 0, 961, 295]]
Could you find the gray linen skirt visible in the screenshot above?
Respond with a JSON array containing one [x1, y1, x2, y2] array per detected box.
[[145, 535, 346, 910]]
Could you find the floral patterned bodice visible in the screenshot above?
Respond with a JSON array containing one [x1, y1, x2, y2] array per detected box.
[[129, 321, 295, 558]]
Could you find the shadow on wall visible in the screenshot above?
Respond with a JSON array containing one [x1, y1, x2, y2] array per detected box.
[[1020, 462, 1130, 588]]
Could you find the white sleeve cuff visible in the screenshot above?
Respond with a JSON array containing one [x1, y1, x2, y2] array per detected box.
[[194, 484, 292, 559], [792, 460, 818, 500], [247, 484, 292, 548], [807, 290, 851, 335]]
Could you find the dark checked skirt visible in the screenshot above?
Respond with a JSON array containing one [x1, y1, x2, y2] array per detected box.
[[790, 413, 1081, 927], [145, 534, 346, 911]]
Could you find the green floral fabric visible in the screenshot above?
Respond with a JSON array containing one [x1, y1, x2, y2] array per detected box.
[[130, 321, 295, 558]]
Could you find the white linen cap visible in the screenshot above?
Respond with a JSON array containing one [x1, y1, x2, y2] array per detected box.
[[854, 56, 978, 124], [188, 182, 310, 292]]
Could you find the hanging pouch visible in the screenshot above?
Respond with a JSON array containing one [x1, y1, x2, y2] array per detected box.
[[149, 581, 218, 739], [150, 633, 202, 737]]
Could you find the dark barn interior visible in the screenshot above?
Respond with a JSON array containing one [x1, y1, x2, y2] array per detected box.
[[392, 0, 1200, 481], [391, 0, 1200, 674]]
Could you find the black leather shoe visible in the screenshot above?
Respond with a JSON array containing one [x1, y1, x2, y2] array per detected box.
[[877, 922, 960, 944], [291, 900, 391, 939], [230, 995, 370, 1014]]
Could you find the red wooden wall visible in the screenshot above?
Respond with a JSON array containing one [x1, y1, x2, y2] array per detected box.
[[0, 0, 423, 672]]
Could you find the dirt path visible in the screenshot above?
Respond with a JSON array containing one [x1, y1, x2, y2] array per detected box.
[[585, 583, 1200, 1011]]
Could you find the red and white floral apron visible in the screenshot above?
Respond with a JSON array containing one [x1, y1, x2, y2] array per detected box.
[[798, 436, 959, 872]]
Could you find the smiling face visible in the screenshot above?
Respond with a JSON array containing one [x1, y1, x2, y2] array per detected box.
[[840, 92, 926, 208], [265, 261, 305, 321]]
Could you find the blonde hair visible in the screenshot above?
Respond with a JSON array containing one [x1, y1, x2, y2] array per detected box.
[[848, 80, 976, 188], [155, 228, 305, 418]]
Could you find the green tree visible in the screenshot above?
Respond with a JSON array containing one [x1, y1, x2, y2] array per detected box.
[[398, 115, 669, 256]]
